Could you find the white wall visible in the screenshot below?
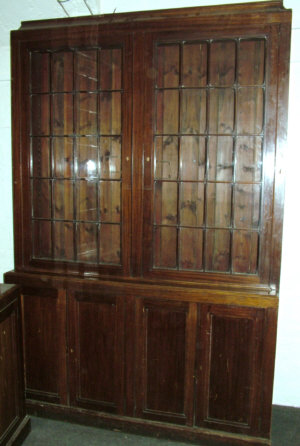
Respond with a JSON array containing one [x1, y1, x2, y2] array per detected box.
[[0, 0, 299, 408]]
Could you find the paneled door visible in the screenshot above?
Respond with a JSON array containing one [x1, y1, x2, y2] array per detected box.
[[135, 298, 197, 425], [68, 290, 125, 414]]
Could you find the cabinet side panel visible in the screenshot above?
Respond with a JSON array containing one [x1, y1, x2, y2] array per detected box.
[[0, 309, 19, 438]]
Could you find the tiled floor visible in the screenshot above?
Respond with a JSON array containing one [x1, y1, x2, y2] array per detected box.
[[22, 405, 300, 446]]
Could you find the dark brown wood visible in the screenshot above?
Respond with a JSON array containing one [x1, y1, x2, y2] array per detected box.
[[0, 285, 31, 446], [196, 305, 265, 436], [6, 3, 291, 446], [25, 399, 271, 445], [68, 290, 125, 414], [135, 298, 197, 425], [21, 287, 67, 404]]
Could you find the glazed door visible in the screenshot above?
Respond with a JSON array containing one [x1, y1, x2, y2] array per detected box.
[[17, 32, 132, 276], [68, 290, 125, 414], [141, 27, 279, 289]]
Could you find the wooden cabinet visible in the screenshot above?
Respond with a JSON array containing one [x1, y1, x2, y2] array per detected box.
[[5, 2, 291, 445], [0, 284, 30, 446]]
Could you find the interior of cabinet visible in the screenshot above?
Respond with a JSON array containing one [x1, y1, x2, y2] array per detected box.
[[30, 47, 124, 265], [152, 38, 264, 274]]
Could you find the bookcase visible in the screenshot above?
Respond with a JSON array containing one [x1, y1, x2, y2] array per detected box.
[[5, 2, 291, 444]]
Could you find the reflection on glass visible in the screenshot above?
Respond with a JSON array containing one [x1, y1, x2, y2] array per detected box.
[[179, 228, 203, 270], [156, 44, 180, 88], [155, 136, 178, 180]]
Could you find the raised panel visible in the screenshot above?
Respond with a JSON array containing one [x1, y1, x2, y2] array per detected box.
[[0, 285, 29, 446], [69, 291, 125, 414], [196, 305, 264, 436], [0, 307, 19, 439], [22, 288, 67, 404], [135, 299, 197, 425]]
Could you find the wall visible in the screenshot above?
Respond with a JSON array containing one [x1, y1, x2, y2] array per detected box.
[[0, 0, 299, 408]]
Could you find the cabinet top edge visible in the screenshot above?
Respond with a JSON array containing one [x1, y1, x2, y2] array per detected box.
[[16, 1, 291, 31], [0, 283, 19, 297]]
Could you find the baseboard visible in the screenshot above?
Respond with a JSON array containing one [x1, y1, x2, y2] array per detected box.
[[26, 400, 270, 446], [6, 416, 31, 446]]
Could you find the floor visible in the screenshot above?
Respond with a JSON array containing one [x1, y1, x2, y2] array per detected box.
[[21, 405, 300, 446]]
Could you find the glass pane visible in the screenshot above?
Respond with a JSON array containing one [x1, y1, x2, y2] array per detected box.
[[179, 228, 203, 270], [156, 44, 179, 88], [31, 52, 50, 93], [100, 48, 122, 90], [209, 89, 234, 134], [33, 220, 52, 259], [154, 182, 178, 225], [53, 137, 74, 178], [180, 136, 206, 181], [207, 136, 233, 181], [52, 93, 73, 135], [77, 222, 97, 262], [237, 87, 264, 135], [75, 50, 98, 91], [205, 229, 230, 272], [182, 42, 207, 87], [99, 224, 120, 264], [32, 179, 51, 219], [180, 182, 204, 226], [76, 180, 97, 221], [235, 136, 262, 182], [180, 89, 207, 134], [77, 136, 98, 179], [210, 41, 236, 86], [153, 226, 177, 269], [52, 51, 73, 92], [99, 181, 121, 223], [31, 138, 50, 177], [206, 183, 232, 228], [155, 136, 178, 180], [53, 221, 74, 260], [53, 180, 74, 220], [156, 90, 179, 134], [239, 40, 265, 86], [75, 93, 97, 135], [232, 230, 258, 274], [99, 137, 121, 179], [31, 95, 50, 136], [233, 184, 260, 229], [99, 92, 121, 135]]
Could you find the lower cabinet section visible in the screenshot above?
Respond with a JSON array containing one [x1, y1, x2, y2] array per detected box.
[[18, 282, 277, 445], [0, 284, 30, 446]]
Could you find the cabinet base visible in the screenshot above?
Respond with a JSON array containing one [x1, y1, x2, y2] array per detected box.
[[26, 400, 270, 446], [4, 416, 31, 446]]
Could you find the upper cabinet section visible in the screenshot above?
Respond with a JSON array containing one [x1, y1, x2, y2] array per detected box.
[[11, 2, 291, 293]]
